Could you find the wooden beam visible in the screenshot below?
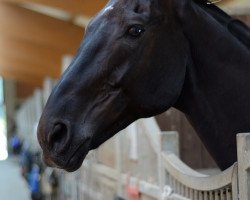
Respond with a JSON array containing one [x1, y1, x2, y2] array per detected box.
[[0, 69, 43, 86], [0, 56, 60, 78], [0, 35, 62, 76], [0, 0, 107, 16], [16, 82, 39, 99], [0, 34, 67, 87], [0, 2, 85, 87], [0, 2, 84, 53]]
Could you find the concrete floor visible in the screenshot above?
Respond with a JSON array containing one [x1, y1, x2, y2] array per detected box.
[[0, 158, 30, 200]]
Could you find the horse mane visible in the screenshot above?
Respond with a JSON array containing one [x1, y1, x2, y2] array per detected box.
[[193, 0, 250, 49], [193, 0, 209, 4]]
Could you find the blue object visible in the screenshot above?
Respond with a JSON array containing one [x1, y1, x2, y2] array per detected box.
[[29, 165, 40, 193]]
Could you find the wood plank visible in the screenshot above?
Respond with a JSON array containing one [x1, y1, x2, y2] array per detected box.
[[0, 69, 43, 86], [0, 56, 60, 78], [0, 0, 107, 16], [162, 153, 236, 191], [0, 3, 84, 87], [16, 82, 39, 98], [0, 2, 84, 53], [0, 35, 62, 75], [237, 133, 250, 200], [0, 50, 58, 86], [156, 110, 217, 169]]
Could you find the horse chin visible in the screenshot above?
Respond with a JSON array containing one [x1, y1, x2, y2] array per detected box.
[[58, 136, 92, 172], [64, 118, 135, 172], [64, 144, 89, 172]]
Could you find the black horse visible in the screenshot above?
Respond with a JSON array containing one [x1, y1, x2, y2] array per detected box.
[[37, 0, 250, 172]]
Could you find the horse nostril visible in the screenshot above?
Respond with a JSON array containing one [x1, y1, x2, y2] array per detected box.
[[48, 122, 70, 153]]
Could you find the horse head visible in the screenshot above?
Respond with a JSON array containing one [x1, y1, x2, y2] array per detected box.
[[37, 0, 189, 172]]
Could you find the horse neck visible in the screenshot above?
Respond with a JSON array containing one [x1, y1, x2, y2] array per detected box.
[[174, 2, 250, 170]]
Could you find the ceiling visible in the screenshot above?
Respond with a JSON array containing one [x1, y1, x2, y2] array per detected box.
[[0, 0, 249, 94]]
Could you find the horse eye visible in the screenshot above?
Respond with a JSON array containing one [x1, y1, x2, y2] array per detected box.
[[127, 25, 145, 37]]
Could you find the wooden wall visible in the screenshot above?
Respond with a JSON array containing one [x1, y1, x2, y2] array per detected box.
[[16, 82, 37, 100], [0, 2, 84, 88], [156, 110, 217, 169]]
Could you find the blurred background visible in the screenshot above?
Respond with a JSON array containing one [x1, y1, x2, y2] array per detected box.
[[0, 0, 249, 200]]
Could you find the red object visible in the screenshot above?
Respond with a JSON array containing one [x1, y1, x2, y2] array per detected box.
[[127, 186, 140, 200]]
